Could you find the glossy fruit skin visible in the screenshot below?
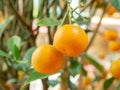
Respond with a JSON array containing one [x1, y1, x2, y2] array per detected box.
[[110, 59, 120, 79], [53, 24, 88, 57], [104, 29, 118, 41], [32, 45, 64, 74], [108, 41, 120, 51]]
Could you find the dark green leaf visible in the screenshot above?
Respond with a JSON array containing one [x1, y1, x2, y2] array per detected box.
[[104, 77, 114, 90], [47, 80, 59, 87], [37, 18, 61, 26], [82, 53, 104, 73], [0, 15, 14, 38], [110, 0, 120, 12], [116, 80, 120, 90], [69, 60, 81, 77], [13, 45, 20, 60], [0, 50, 11, 59]]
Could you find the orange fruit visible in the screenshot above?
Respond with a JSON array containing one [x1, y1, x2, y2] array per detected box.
[[82, 77, 92, 88], [110, 59, 120, 79], [32, 44, 64, 74], [104, 29, 118, 41], [108, 41, 120, 51], [53, 24, 88, 57], [18, 71, 23, 80], [107, 6, 116, 16], [99, 52, 106, 59]]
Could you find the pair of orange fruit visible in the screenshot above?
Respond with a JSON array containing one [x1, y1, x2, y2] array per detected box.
[[32, 24, 88, 74], [104, 29, 120, 52]]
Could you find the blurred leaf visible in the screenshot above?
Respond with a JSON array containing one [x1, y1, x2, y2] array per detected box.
[[82, 53, 104, 73], [21, 70, 50, 90], [70, 59, 87, 76], [104, 77, 114, 90], [2, 63, 8, 71], [47, 80, 59, 87], [7, 35, 21, 59], [7, 35, 21, 51], [81, 64, 87, 76], [13, 45, 20, 60], [116, 80, 120, 90], [6, 78, 17, 84], [0, 50, 11, 59], [74, 16, 89, 25], [69, 60, 81, 77], [37, 18, 61, 26], [23, 47, 36, 61], [0, 15, 14, 38], [110, 0, 120, 12]]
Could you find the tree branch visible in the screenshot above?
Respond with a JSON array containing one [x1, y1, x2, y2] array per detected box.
[[85, 3, 108, 52], [7, 0, 32, 32]]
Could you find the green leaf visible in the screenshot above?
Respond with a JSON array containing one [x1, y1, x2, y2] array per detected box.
[[0, 15, 14, 38], [0, 50, 11, 59], [81, 64, 87, 76], [13, 45, 20, 60], [82, 53, 104, 73], [110, 0, 120, 12], [104, 77, 114, 90], [21, 70, 50, 90], [7, 35, 21, 60], [116, 80, 120, 90], [47, 80, 59, 87], [69, 60, 81, 77], [7, 35, 21, 51], [23, 47, 36, 61], [37, 18, 61, 26]]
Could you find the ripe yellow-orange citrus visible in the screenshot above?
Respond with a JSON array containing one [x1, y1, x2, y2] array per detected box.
[[104, 29, 118, 41], [32, 44, 64, 74], [107, 6, 116, 16], [82, 77, 92, 88], [53, 24, 88, 57], [108, 41, 120, 51], [99, 52, 106, 59], [110, 59, 120, 79]]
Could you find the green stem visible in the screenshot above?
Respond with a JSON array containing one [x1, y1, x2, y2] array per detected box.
[[60, 8, 69, 26]]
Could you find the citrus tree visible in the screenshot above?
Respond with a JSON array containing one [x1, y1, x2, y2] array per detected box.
[[0, 0, 120, 90]]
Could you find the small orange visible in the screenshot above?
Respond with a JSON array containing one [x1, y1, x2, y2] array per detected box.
[[107, 6, 116, 16], [108, 41, 120, 51], [110, 59, 120, 79], [32, 44, 64, 74], [82, 77, 92, 88], [104, 29, 118, 41], [53, 24, 88, 57], [99, 52, 106, 59], [18, 71, 23, 80]]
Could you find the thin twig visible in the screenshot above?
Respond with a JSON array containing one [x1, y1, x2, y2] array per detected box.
[[85, 3, 108, 52], [7, 0, 31, 32]]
